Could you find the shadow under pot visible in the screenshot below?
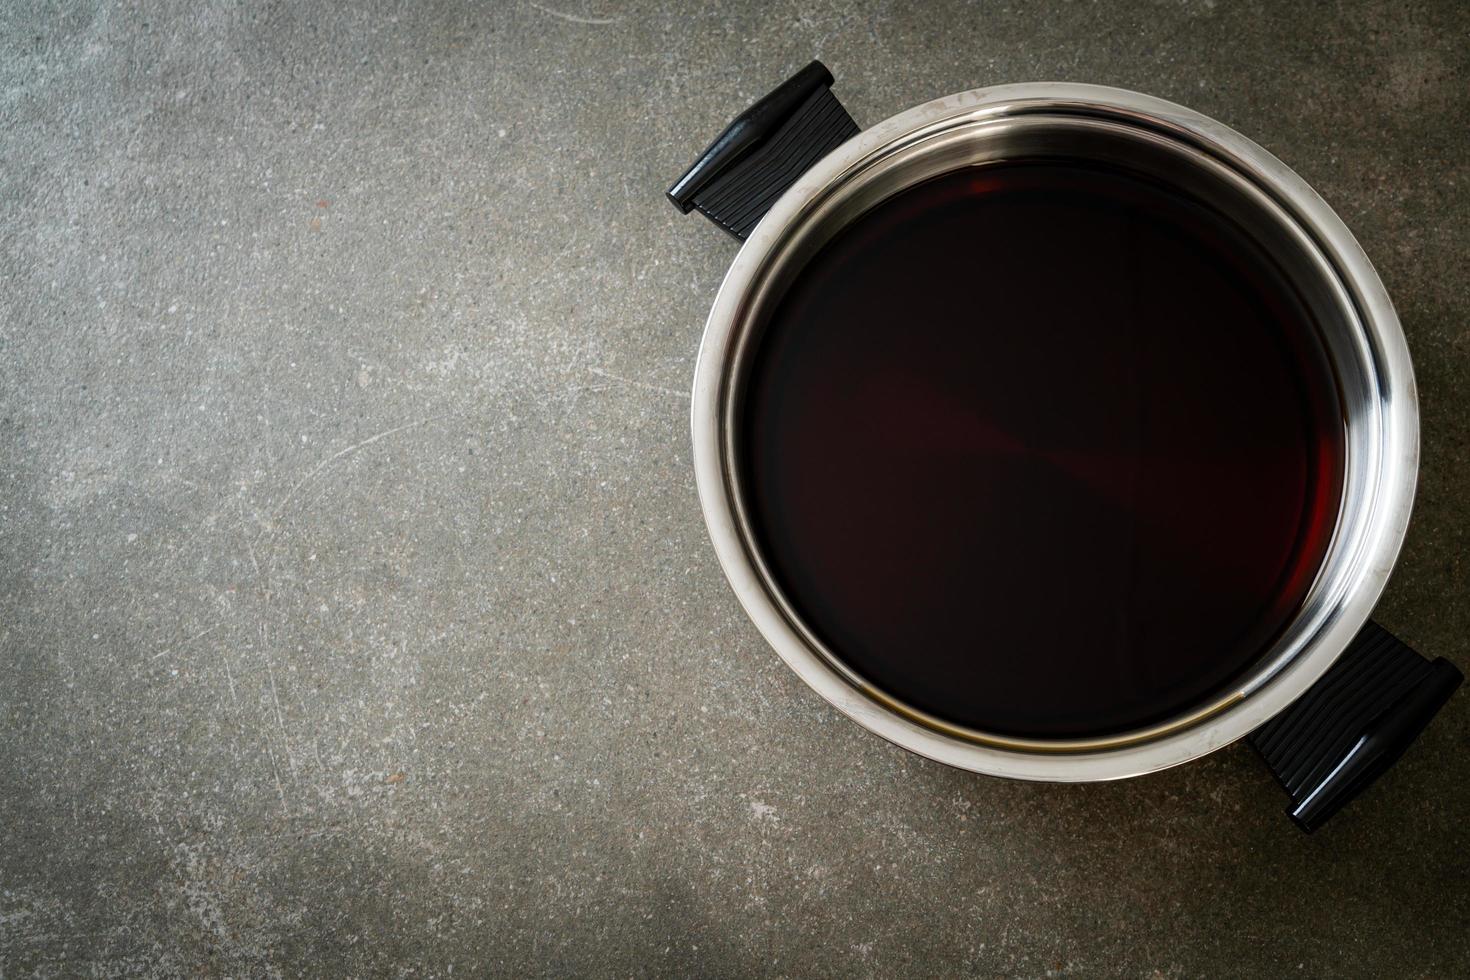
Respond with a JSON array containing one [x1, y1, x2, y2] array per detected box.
[[667, 63, 1460, 832]]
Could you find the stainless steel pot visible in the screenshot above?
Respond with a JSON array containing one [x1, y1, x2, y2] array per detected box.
[[668, 63, 1460, 829]]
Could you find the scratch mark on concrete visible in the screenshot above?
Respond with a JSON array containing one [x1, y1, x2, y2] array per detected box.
[[222, 655, 239, 709], [265, 416, 445, 533], [259, 620, 296, 779], [265, 742, 288, 817], [239, 499, 263, 578], [151, 623, 222, 661], [527, 2, 621, 25], [588, 366, 690, 399]]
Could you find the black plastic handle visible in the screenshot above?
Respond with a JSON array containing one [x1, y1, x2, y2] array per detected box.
[[1249, 621, 1462, 832], [667, 60, 859, 240]]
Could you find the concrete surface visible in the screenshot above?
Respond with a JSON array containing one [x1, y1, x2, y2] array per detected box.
[[2, 0, 1468, 976]]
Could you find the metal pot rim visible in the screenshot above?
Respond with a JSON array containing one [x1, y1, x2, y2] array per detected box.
[[689, 82, 1418, 782]]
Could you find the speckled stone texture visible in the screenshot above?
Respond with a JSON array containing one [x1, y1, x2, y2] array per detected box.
[[2, 1, 1467, 976]]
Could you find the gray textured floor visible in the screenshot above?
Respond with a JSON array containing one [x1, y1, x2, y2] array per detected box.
[[3, 1, 1469, 976]]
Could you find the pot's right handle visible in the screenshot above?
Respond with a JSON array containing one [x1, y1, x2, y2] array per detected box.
[[1249, 621, 1461, 832]]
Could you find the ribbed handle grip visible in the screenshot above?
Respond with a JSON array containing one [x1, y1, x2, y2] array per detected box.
[[667, 61, 860, 240], [1249, 621, 1462, 832]]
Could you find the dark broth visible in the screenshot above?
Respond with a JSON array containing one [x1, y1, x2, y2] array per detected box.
[[740, 160, 1344, 738]]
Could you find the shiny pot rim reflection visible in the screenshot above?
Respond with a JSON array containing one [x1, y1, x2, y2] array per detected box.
[[688, 83, 1418, 782]]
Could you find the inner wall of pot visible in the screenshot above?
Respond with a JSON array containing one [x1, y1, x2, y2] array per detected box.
[[721, 111, 1383, 744]]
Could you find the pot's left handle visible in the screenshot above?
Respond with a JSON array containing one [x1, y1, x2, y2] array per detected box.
[[666, 61, 860, 241]]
